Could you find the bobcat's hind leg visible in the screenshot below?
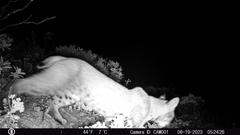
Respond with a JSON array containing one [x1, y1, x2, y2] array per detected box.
[[48, 100, 67, 125], [51, 104, 67, 125]]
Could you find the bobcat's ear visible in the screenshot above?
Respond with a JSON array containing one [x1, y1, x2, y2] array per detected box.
[[167, 97, 180, 110]]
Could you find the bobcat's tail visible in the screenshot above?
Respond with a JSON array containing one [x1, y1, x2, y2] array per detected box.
[[37, 56, 67, 69], [12, 56, 78, 96]]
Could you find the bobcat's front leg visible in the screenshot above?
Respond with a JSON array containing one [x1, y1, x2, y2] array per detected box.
[[130, 87, 151, 128]]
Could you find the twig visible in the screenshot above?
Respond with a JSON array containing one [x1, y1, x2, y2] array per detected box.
[[0, 0, 18, 18], [0, 16, 56, 32], [0, 0, 34, 21]]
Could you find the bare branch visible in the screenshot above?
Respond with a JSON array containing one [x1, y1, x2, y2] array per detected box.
[[0, 0, 55, 32], [21, 16, 56, 25], [0, 16, 56, 32], [0, 0, 19, 18], [23, 14, 32, 22], [0, 0, 34, 21]]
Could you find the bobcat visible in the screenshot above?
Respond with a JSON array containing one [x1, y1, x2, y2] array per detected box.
[[12, 56, 179, 128]]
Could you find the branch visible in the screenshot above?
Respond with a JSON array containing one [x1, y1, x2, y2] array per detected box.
[[0, 16, 56, 32], [0, 0, 34, 21], [0, 0, 18, 18]]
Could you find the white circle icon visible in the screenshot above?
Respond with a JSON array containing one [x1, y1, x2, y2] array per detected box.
[[8, 127, 15, 135]]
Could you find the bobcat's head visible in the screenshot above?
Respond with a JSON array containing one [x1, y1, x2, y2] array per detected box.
[[148, 97, 179, 128]]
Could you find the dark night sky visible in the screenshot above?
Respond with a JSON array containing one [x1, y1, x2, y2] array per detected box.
[[3, 1, 238, 127]]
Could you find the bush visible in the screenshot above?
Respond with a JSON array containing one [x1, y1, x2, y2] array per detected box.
[[56, 45, 127, 85]]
